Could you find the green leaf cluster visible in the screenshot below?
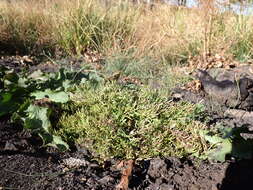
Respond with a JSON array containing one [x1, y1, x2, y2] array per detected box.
[[200, 126, 253, 162], [0, 65, 102, 151]]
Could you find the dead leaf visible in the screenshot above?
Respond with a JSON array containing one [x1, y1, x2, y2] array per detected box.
[[188, 53, 241, 70], [184, 80, 202, 93]]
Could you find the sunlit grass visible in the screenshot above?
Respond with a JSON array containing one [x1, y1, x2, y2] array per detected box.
[[0, 0, 252, 62]]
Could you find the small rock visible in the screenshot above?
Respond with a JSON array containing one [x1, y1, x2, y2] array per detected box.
[[62, 157, 88, 168], [98, 175, 114, 185], [4, 141, 18, 151]]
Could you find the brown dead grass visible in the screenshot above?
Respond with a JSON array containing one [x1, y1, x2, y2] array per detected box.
[[0, 0, 252, 63]]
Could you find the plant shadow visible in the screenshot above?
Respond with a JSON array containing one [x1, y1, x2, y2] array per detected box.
[[219, 126, 253, 190]]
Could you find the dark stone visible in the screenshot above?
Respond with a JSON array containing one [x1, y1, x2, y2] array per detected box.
[[172, 67, 253, 131], [195, 69, 253, 110], [4, 141, 18, 151]]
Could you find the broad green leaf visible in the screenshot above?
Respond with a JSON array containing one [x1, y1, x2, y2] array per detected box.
[[199, 130, 223, 144], [204, 134, 224, 145], [207, 139, 232, 162], [47, 135, 69, 151], [28, 70, 48, 81], [62, 80, 72, 90], [4, 72, 19, 83], [17, 78, 27, 88], [24, 105, 69, 151], [11, 99, 31, 123], [200, 130, 233, 162], [0, 64, 104, 152], [31, 89, 69, 103], [0, 92, 20, 117], [25, 105, 51, 132], [0, 92, 12, 102], [200, 128, 253, 162]]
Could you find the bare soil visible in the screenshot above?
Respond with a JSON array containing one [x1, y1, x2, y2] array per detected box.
[[1, 118, 253, 190]]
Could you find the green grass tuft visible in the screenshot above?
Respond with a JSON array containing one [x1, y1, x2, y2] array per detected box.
[[57, 5, 135, 55]]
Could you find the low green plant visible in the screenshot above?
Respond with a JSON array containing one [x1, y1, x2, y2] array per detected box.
[[103, 52, 192, 94], [58, 83, 209, 161], [200, 126, 253, 162], [0, 65, 103, 150], [103, 52, 161, 80]]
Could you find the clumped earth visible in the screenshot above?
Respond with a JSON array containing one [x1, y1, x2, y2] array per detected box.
[[1, 119, 253, 190], [1, 57, 253, 190]]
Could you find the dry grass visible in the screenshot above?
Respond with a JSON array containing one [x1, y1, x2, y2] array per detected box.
[[0, 0, 56, 54], [0, 0, 253, 62]]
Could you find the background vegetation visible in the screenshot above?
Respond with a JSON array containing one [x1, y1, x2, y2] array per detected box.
[[0, 0, 253, 62]]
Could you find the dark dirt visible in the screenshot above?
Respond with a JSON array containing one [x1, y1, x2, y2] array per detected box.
[[0, 120, 121, 190], [2, 57, 253, 190], [1, 120, 253, 190]]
